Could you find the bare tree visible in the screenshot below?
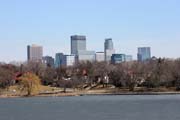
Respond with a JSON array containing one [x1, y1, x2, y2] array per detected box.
[[0, 64, 17, 89]]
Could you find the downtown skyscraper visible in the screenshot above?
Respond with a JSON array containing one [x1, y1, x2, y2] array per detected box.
[[71, 35, 86, 55], [27, 44, 43, 62], [104, 38, 115, 62], [71, 35, 95, 62], [137, 47, 151, 61]]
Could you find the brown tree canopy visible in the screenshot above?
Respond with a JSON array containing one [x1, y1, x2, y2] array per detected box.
[[18, 72, 41, 96]]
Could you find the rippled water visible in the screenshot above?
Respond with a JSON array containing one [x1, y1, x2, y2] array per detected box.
[[0, 95, 180, 120]]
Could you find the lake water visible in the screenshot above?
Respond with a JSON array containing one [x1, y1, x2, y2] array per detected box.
[[0, 95, 180, 120]]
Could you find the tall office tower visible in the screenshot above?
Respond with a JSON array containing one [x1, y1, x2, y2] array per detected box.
[[137, 47, 151, 61], [104, 38, 115, 62], [43, 56, 55, 67], [71, 35, 95, 62], [71, 35, 86, 55], [95, 52, 105, 62], [104, 38, 114, 50], [27, 44, 43, 62], [55, 53, 64, 68]]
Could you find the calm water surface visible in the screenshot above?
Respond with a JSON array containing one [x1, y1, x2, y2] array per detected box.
[[0, 95, 180, 120]]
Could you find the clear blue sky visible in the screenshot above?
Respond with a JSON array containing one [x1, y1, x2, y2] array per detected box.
[[0, 0, 180, 62]]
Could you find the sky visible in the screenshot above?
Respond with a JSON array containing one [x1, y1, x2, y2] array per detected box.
[[0, 0, 180, 62]]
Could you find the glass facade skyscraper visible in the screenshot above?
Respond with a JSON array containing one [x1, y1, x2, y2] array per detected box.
[[71, 35, 86, 55], [55, 53, 64, 68], [104, 38, 115, 62], [104, 38, 114, 50], [71, 35, 96, 62], [137, 47, 151, 61]]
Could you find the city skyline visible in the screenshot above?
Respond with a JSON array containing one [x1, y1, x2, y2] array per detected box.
[[0, 34, 178, 63], [25, 37, 138, 67], [0, 0, 180, 62]]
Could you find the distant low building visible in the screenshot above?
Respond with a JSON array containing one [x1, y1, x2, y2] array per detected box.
[[125, 55, 133, 62], [63, 55, 75, 66], [111, 54, 126, 64], [77, 50, 95, 62], [55, 53, 75, 67], [95, 52, 105, 62], [43, 56, 54, 67]]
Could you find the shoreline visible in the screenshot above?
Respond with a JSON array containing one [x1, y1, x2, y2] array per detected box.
[[1, 91, 180, 98]]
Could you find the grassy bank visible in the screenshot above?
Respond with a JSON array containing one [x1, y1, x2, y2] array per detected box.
[[1, 85, 180, 98]]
